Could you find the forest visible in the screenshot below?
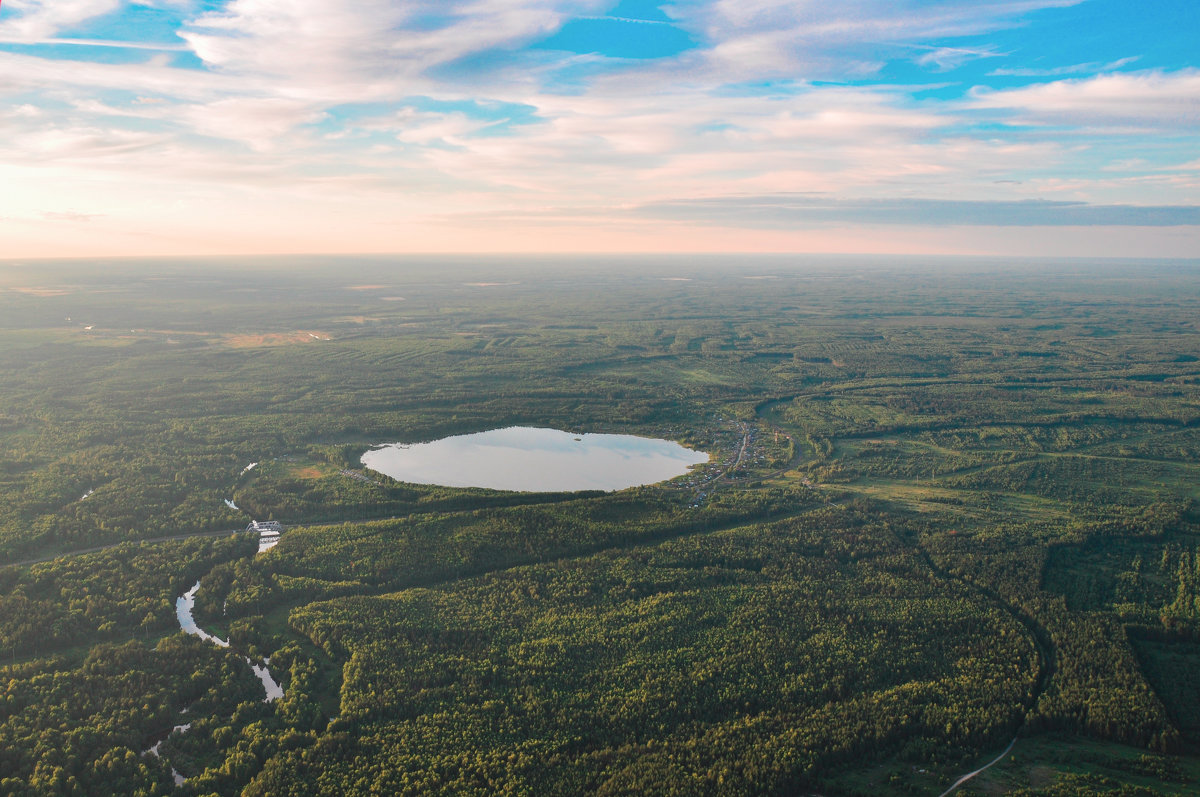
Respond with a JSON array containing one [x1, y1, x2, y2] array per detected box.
[[1, 254, 1199, 795]]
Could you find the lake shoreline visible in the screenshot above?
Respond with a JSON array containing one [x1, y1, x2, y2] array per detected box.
[[362, 426, 708, 492]]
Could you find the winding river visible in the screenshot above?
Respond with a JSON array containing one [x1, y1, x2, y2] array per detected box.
[[176, 582, 284, 701], [145, 722, 190, 786], [144, 554, 285, 780]]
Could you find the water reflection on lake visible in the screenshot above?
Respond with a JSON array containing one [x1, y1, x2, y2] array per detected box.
[[362, 426, 708, 492]]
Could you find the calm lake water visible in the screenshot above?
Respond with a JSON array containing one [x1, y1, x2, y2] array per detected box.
[[361, 426, 709, 492]]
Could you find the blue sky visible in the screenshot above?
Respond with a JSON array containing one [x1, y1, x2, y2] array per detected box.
[[0, 0, 1197, 257]]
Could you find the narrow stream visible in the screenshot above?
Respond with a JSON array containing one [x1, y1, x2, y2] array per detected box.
[[144, 722, 190, 786]]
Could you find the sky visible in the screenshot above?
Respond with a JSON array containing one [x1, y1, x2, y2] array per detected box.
[[0, 0, 1197, 258]]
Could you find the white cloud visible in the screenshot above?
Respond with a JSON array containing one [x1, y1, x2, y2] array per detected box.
[[389, 110, 492, 146], [179, 0, 606, 100], [181, 97, 327, 151], [0, 0, 121, 41], [18, 126, 168, 162], [0, 49, 223, 101], [971, 69, 1200, 128]]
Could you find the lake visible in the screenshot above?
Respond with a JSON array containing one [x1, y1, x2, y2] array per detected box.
[[361, 426, 709, 492]]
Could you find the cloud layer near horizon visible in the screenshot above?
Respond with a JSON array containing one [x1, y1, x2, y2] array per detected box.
[[0, 0, 1197, 257]]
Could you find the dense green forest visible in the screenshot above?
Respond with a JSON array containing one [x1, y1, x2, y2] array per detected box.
[[2, 255, 1200, 794]]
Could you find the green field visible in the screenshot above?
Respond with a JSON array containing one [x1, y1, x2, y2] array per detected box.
[[2, 255, 1200, 795]]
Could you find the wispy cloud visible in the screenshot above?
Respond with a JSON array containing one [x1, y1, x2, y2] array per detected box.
[[896, 42, 1006, 71], [631, 195, 1200, 228], [681, 0, 1085, 81], [989, 56, 1139, 77], [0, 37, 188, 50], [42, 210, 104, 222]]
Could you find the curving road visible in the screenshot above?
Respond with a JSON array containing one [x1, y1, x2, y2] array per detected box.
[[937, 737, 1017, 797]]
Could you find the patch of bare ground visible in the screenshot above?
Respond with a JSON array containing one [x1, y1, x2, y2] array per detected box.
[[223, 331, 331, 348]]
